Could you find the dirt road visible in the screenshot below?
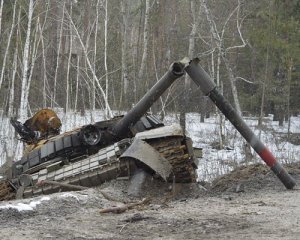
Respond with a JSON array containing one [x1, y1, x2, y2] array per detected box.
[[0, 163, 300, 240]]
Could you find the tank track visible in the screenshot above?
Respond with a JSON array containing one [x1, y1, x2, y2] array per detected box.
[[146, 136, 197, 183], [0, 136, 197, 201], [0, 180, 15, 201]]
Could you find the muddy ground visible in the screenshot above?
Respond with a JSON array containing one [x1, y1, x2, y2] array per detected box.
[[1, 163, 300, 240]]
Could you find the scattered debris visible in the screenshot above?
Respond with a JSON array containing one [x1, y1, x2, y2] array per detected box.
[[123, 213, 152, 222], [99, 198, 150, 214]]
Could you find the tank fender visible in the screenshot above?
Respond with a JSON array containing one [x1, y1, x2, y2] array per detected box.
[[134, 123, 183, 140], [120, 139, 172, 181]]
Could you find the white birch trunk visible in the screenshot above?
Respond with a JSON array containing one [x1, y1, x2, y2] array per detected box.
[[202, 0, 242, 115], [184, 0, 201, 90], [24, 18, 42, 115], [8, 8, 21, 118], [121, 0, 129, 98], [0, 0, 17, 90], [19, 0, 34, 122], [181, 0, 202, 130], [216, 50, 224, 149], [39, 0, 50, 108], [8, 47, 18, 117], [40, 23, 48, 108], [259, 1, 272, 129], [74, 55, 80, 111], [202, 0, 226, 148], [211, 50, 224, 148], [66, 9, 113, 118], [0, 0, 3, 38], [66, 2, 73, 113], [92, 0, 100, 112], [222, 56, 242, 115], [104, 0, 109, 118], [52, 2, 65, 107], [137, 0, 150, 81]]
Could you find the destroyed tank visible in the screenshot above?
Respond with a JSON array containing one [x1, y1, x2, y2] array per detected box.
[[0, 62, 197, 201], [1, 57, 296, 201]]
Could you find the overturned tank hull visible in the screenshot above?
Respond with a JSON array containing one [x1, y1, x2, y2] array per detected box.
[[1, 122, 197, 200], [1, 61, 198, 201]]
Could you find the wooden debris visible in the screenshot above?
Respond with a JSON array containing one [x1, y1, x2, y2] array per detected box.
[[100, 198, 149, 214]]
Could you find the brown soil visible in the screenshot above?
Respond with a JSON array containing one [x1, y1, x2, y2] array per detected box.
[[1, 163, 300, 240]]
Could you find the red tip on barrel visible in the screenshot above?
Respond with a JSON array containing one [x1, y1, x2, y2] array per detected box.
[[259, 148, 296, 189], [259, 148, 276, 167]]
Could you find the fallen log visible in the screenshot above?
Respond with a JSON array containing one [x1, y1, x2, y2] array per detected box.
[[99, 198, 149, 214]]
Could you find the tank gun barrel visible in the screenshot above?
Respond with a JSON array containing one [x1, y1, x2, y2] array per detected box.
[[184, 58, 296, 190], [112, 62, 184, 138]]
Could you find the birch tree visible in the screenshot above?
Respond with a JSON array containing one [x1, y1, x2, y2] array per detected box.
[[92, 0, 101, 112], [52, 1, 65, 108], [74, 55, 80, 111], [19, 0, 34, 121], [8, 7, 21, 117], [24, 17, 43, 115], [104, 0, 109, 118], [66, 1, 73, 113], [66, 8, 113, 118], [180, 0, 202, 130], [201, 0, 247, 115], [137, 0, 150, 81], [38, 0, 50, 108], [200, 0, 249, 150], [0, 0, 17, 91], [120, 0, 129, 106], [8, 49, 18, 117], [0, 0, 3, 39]]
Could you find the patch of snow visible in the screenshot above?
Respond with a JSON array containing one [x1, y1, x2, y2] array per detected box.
[[59, 192, 80, 201], [0, 196, 50, 211]]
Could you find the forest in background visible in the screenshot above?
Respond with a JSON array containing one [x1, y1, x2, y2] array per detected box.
[[0, 0, 299, 125]]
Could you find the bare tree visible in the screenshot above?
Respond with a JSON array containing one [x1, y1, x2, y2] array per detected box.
[[120, 0, 129, 107], [104, 0, 109, 118], [180, 0, 202, 130], [66, 1, 73, 113], [201, 0, 247, 115], [8, 49, 18, 117], [8, 7, 21, 118], [258, 0, 272, 130], [66, 8, 113, 118], [201, 0, 248, 150], [0, 0, 17, 91], [74, 55, 80, 111], [36, 0, 50, 108], [92, 0, 101, 112], [0, 0, 3, 40], [52, 1, 66, 108], [19, 0, 34, 121], [25, 16, 44, 115], [137, 0, 150, 81]]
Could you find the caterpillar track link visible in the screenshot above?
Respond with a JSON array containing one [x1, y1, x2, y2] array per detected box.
[[0, 180, 15, 201], [147, 136, 197, 183]]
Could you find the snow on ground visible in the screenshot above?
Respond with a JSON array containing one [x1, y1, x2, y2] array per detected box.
[[165, 113, 300, 181], [1, 110, 300, 182], [0, 196, 50, 211]]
